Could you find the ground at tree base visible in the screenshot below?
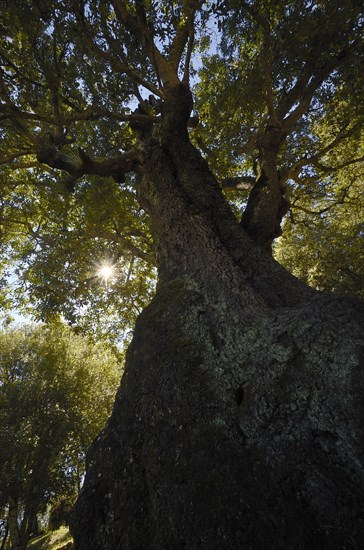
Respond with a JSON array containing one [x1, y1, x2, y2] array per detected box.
[[3, 527, 74, 550]]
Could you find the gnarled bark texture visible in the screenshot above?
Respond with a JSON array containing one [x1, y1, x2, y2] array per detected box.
[[70, 85, 364, 549]]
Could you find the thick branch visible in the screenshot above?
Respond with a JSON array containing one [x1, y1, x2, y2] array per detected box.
[[170, 1, 202, 75], [182, 25, 195, 85], [36, 146, 141, 183]]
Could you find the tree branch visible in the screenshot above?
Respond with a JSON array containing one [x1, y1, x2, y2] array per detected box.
[[241, 2, 281, 128], [255, 20, 280, 127], [72, 0, 163, 96], [170, 1, 202, 75], [182, 25, 195, 85], [85, 229, 153, 264], [288, 122, 363, 177], [282, 45, 358, 133], [0, 52, 44, 91], [64, 106, 160, 125], [276, 60, 315, 120], [0, 104, 55, 124], [291, 198, 349, 217], [0, 149, 37, 165], [311, 155, 364, 174], [36, 146, 142, 183], [111, 0, 179, 87]]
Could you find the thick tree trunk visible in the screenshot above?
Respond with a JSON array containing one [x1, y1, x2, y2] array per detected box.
[[70, 85, 364, 549]]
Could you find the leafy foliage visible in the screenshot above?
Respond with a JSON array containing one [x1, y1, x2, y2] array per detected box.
[[0, 0, 363, 342], [0, 0, 162, 342], [193, 0, 364, 295], [1, 166, 155, 347], [275, 151, 364, 298], [0, 322, 121, 531]]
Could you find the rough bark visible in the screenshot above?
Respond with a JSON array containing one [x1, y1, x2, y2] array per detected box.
[[241, 128, 289, 253], [70, 85, 364, 549]]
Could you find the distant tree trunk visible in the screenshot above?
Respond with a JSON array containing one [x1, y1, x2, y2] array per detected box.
[[0, 522, 8, 550], [70, 85, 364, 549], [22, 504, 39, 539], [7, 498, 27, 550]]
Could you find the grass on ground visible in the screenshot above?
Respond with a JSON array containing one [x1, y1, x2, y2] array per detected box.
[[26, 526, 73, 549]]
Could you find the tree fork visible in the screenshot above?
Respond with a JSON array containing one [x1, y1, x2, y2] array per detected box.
[[241, 129, 289, 254], [70, 122, 364, 549]]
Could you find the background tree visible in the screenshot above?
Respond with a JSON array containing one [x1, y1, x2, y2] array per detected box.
[[0, 1, 363, 549], [0, 323, 120, 550]]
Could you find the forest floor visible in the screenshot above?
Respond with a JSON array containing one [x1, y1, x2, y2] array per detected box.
[[26, 526, 73, 549]]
